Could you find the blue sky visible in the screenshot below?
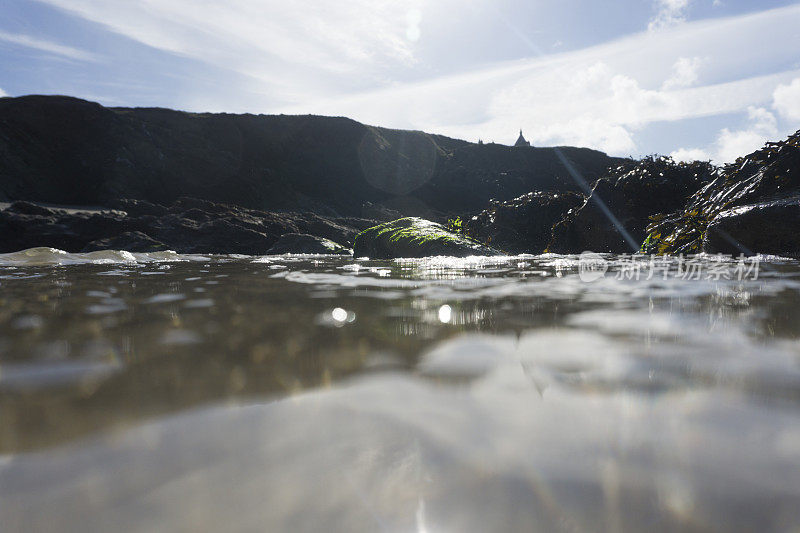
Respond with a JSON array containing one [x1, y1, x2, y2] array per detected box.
[[1, 0, 799, 162]]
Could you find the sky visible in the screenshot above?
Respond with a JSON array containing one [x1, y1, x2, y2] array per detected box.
[[1, 0, 799, 162]]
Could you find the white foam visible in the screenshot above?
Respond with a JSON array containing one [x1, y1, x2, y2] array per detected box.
[[0, 247, 210, 266]]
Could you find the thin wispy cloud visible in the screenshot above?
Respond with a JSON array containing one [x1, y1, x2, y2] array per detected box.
[[37, 0, 423, 101], [0, 30, 98, 62]]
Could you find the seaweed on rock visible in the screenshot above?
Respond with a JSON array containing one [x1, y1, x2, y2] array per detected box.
[[643, 130, 800, 255], [463, 191, 585, 254], [353, 217, 502, 259], [547, 155, 716, 254]]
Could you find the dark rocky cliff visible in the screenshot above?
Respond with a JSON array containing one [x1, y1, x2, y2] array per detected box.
[[0, 95, 621, 218]]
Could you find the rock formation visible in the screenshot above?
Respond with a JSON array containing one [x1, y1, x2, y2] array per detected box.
[[0, 198, 368, 255], [0, 95, 620, 219], [643, 130, 800, 256]]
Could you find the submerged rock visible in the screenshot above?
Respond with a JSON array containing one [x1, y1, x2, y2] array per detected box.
[[266, 233, 352, 255], [548, 156, 716, 253], [644, 130, 800, 255], [353, 217, 501, 259], [463, 191, 584, 254]]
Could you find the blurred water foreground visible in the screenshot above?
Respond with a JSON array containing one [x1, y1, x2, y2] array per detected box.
[[1, 249, 799, 532]]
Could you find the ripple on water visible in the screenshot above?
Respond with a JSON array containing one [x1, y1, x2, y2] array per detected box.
[[143, 294, 186, 304], [160, 330, 202, 346], [0, 252, 799, 531], [182, 299, 215, 309]]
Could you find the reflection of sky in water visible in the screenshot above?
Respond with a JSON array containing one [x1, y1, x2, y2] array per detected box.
[[1, 250, 800, 531]]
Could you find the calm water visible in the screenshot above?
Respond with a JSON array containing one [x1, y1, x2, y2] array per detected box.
[[1, 248, 800, 532]]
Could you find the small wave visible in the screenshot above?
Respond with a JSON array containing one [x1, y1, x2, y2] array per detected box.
[[0, 247, 210, 266], [251, 254, 346, 263], [393, 255, 516, 267]]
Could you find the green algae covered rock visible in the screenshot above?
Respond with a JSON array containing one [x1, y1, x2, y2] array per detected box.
[[353, 217, 502, 259]]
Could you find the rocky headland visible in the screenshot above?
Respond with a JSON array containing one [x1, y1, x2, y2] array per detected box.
[[1, 95, 798, 257]]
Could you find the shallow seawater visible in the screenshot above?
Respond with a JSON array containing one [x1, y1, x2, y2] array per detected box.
[[1, 248, 800, 532]]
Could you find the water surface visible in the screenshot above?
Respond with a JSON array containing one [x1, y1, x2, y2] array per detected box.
[[1, 248, 799, 532]]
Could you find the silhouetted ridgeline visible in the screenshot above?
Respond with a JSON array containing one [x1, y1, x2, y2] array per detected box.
[[0, 95, 621, 218]]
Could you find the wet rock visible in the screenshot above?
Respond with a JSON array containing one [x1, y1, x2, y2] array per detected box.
[[289, 216, 362, 247], [353, 217, 501, 259], [463, 191, 584, 254], [549, 156, 716, 253], [0, 197, 378, 255], [6, 201, 60, 217], [180, 217, 278, 255], [0, 208, 118, 252], [703, 197, 800, 257], [107, 199, 168, 217], [267, 233, 352, 255], [644, 130, 800, 255], [361, 202, 405, 222], [331, 217, 382, 233], [83, 231, 170, 253]]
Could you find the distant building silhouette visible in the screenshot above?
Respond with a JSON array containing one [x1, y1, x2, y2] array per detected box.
[[514, 129, 531, 147]]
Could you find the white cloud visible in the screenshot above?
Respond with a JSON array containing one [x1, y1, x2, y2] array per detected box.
[[677, 106, 779, 163], [278, 4, 800, 155], [649, 0, 691, 31], [747, 106, 778, 135], [0, 30, 98, 62], [485, 62, 677, 153], [670, 147, 710, 162], [662, 56, 702, 90], [0, 88, 7, 97], [534, 117, 638, 155], [773, 78, 800, 121], [406, 9, 422, 43], [296, 60, 798, 158], [715, 130, 767, 163], [715, 106, 777, 162]]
